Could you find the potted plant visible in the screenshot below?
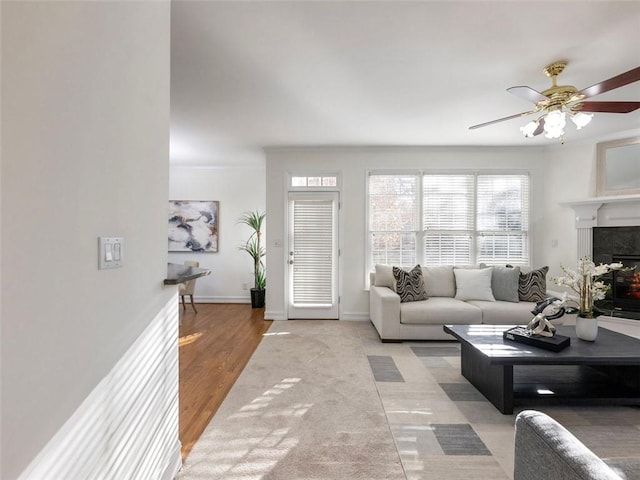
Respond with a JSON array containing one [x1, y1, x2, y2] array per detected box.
[[238, 211, 266, 308]]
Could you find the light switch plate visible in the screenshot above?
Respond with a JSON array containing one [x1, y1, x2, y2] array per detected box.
[[99, 237, 124, 269]]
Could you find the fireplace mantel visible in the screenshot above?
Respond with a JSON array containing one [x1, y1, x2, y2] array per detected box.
[[562, 194, 640, 228], [561, 194, 640, 206], [561, 194, 640, 260]]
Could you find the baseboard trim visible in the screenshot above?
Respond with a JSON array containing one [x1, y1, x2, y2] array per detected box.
[[340, 312, 369, 321], [194, 295, 250, 304]]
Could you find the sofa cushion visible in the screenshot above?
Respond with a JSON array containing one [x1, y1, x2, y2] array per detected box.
[[374, 264, 396, 291], [400, 297, 482, 325], [480, 264, 521, 303], [393, 265, 428, 303], [519, 266, 549, 302], [467, 300, 537, 324], [454, 268, 495, 301], [422, 265, 455, 297]]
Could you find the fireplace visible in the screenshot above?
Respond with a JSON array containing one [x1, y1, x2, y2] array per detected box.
[[592, 226, 640, 319], [564, 195, 640, 319], [613, 255, 640, 312]]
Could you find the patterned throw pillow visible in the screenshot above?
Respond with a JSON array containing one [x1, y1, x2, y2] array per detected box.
[[393, 265, 428, 303], [518, 266, 549, 302]]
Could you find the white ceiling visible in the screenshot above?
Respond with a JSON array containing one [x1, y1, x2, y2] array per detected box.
[[170, 1, 640, 166]]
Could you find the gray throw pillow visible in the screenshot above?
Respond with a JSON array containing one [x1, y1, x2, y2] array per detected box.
[[480, 264, 521, 302], [392, 265, 428, 303], [519, 266, 549, 302]]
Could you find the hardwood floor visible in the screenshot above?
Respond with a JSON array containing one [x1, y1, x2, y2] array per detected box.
[[179, 303, 272, 459]]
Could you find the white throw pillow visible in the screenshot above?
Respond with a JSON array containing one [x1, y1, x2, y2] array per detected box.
[[454, 268, 496, 302], [374, 264, 396, 291], [423, 265, 455, 297]]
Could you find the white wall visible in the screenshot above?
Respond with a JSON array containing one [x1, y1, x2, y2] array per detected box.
[[539, 127, 640, 279], [1, 3, 176, 479], [0, 2, 3, 476], [169, 165, 266, 302], [265, 146, 552, 320], [537, 141, 595, 279]]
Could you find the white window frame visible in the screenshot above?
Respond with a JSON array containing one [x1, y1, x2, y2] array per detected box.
[[367, 171, 421, 270], [474, 173, 530, 266], [288, 173, 341, 191]]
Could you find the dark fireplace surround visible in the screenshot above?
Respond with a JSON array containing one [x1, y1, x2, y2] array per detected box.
[[593, 226, 640, 318]]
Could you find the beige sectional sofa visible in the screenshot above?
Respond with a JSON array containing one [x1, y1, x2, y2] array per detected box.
[[369, 264, 543, 341]]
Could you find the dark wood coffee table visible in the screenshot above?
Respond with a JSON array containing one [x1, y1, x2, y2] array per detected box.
[[443, 324, 640, 414]]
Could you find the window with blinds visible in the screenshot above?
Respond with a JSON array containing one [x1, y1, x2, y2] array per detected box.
[[423, 175, 474, 265], [368, 174, 419, 268], [476, 174, 529, 265], [367, 172, 530, 273]]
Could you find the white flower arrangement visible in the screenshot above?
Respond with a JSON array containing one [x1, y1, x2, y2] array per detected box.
[[552, 257, 624, 317]]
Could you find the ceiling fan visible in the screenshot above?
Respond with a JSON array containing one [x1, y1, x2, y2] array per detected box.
[[469, 61, 640, 141]]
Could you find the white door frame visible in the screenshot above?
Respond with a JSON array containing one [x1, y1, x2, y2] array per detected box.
[[285, 191, 340, 319]]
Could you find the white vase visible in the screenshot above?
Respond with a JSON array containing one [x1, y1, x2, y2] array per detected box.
[[576, 317, 598, 341]]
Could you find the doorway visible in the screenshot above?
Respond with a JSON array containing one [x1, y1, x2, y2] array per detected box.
[[287, 191, 339, 319]]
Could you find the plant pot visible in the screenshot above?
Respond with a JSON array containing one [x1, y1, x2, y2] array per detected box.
[[576, 316, 598, 341], [250, 288, 265, 308]]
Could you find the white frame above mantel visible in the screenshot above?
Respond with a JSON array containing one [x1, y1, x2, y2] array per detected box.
[[560, 194, 640, 260]]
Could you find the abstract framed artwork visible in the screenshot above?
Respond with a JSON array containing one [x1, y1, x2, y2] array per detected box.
[[168, 200, 219, 252]]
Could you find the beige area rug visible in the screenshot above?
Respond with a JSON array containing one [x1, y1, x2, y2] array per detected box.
[[177, 320, 404, 479], [177, 320, 640, 480]]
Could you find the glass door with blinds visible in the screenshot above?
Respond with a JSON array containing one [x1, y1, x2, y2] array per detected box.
[[287, 191, 339, 319]]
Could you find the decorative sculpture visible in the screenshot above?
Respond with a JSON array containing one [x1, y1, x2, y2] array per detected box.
[[526, 297, 566, 337]]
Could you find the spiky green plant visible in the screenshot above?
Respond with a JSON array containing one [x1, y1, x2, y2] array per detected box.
[[238, 211, 266, 290]]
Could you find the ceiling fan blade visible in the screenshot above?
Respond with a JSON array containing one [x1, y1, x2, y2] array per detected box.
[[578, 66, 640, 99], [579, 101, 640, 113], [469, 110, 536, 130], [507, 86, 549, 103]]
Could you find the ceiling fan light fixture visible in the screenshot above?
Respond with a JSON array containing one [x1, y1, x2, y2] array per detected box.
[[520, 120, 539, 137], [543, 110, 566, 139], [571, 111, 593, 130]]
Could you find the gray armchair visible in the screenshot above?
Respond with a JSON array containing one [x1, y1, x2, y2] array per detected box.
[[514, 410, 639, 480]]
